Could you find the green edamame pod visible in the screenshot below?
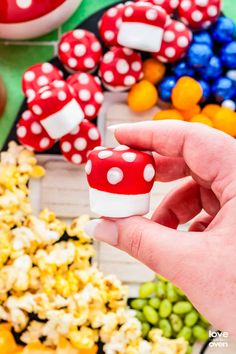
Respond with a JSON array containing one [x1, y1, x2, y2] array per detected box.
[[139, 282, 156, 298], [143, 305, 159, 325], [177, 326, 192, 341], [159, 299, 172, 318], [198, 320, 210, 329], [157, 274, 168, 283], [130, 298, 147, 310], [156, 281, 166, 299], [170, 314, 183, 333], [175, 286, 186, 297], [199, 314, 209, 325], [173, 301, 193, 315], [186, 345, 193, 354], [193, 325, 209, 341], [135, 310, 146, 322], [167, 283, 179, 302], [159, 319, 172, 338], [149, 297, 161, 309], [185, 311, 199, 327], [141, 322, 151, 338]]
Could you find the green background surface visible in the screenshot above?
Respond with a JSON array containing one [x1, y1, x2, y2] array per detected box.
[[0, 0, 235, 149]]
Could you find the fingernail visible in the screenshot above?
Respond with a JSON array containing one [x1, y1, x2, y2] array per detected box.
[[84, 219, 118, 245], [107, 123, 130, 132]]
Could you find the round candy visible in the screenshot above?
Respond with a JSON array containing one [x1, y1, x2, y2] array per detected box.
[[221, 42, 236, 70], [198, 80, 211, 103], [180, 105, 201, 121], [143, 58, 166, 85], [128, 80, 158, 112], [187, 43, 213, 68], [134, 0, 179, 15], [211, 16, 236, 44], [202, 104, 221, 119], [190, 114, 213, 127], [172, 76, 203, 110], [193, 31, 213, 47], [222, 99, 236, 111], [213, 107, 236, 136], [98, 4, 124, 47], [172, 60, 195, 78], [226, 70, 236, 82], [159, 76, 177, 102], [153, 109, 184, 121], [198, 56, 222, 80], [211, 77, 236, 103]]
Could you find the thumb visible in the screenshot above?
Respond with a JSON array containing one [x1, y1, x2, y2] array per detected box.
[[85, 216, 203, 285]]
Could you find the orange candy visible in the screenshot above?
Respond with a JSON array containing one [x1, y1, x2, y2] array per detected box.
[[153, 109, 184, 121], [172, 77, 203, 110], [23, 342, 55, 354], [202, 104, 221, 120], [180, 105, 201, 121], [143, 58, 166, 84], [190, 114, 213, 127], [0, 330, 18, 354], [213, 107, 236, 137], [128, 80, 158, 112]]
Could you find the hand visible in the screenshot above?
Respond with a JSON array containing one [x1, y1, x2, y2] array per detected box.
[[85, 120, 236, 336]]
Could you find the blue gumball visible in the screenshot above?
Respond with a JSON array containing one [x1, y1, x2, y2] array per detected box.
[[211, 16, 236, 44], [198, 56, 223, 80], [198, 80, 211, 103], [172, 60, 195, 78], [211, 77, 236, 103], [187, 43, 213, 68], [159, 76, 177, 102], [193, 31, 213, 47], [226, 70, 236, 82], [221, 42, 236, 70]]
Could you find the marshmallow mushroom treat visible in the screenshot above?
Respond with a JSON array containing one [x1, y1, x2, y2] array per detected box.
[[58, 29, 102, 73], [99, 47, 143, 91], [178, 0, 221, 30], [60, 119, 101, 165], [27, 80, 84, 140], [134, 0, 180, 15], [67, 72, 104, 120], [16, 110, 56, 152], [86, 146, 156, 217], [22, 62, 63, 100], [117, 2, 168, 52], [98, 3, 125, 47]]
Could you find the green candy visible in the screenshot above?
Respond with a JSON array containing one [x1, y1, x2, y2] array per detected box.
[[193, 325, 209, 341], [167, 283, 179, 302], [175, 287, 186, 297], [156, 281, 166, 299], [159, 299, 172, 318], [130, 298, 147, 310], [186, 345, 193, 354], [143, 305, 159, 325], [157, 274, 168, 282], [185, 311, 199, 327], [173, 301, 193, 315], [199, 314, 209, 325], [177, 326, 192, 341], [170, 314, 183, 333], [141, 322, 151, 337], [135, 310, 146, 322], [139, 282, 156, 298], [159, 319, 172, 338], [149, 297, 161, 309]]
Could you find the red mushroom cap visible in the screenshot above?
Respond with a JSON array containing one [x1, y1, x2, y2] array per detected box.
[[22, 62, 63, 100], [86, 146, 156, 195], [153, 19, 192, 63], [134, 0, 179, 15], [27, 80, 84, 140], [60, 119, 101, 165], [67, 72, 104, 120], [178, 0, 221, 29], [16, 110, 56, 152], [98, 3, 125, 47], [58, 29, 102, 73], [99, 47, 143, 91]]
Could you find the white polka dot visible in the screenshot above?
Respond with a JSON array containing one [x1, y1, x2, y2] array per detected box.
[[88, 128, 99, 140], [84, 58, 95, 69], [37, 75, 49, 87], [73, 30, 85, 39], [22, 111, 31, 120], [91, 42, 101, 52], [16, 0, 32, 9], [164, 30, 176, 42], [165, 47, 176, 58], [107, 167, 123, 185], [94, 92, 104, 104], [72, 154, 82, 164], [122, 152, 136, 162], [195, 0, 208, 6], [175, 22, 185, 31], [39, 138, 50, 149], [131, 61, 142, 72], [85, 160, 92, 174], [78, 73, 89, 84], [157, 55, 168, 63], [124, 7, 134, 17], [207, 5, 218, 17], [123, 48, 133, 56], [192, 10, 203, 22], [68, 58, 78, 68], [114, 145, 129, 151], [170, 0, 179, 8], [24, 71, 35, 82], [98, 150, 113, 159], [85, 104, 96, 116], [104, 71, 114, 83], [32, 105, 42, 115], [31, 122, 42, 135], [61, 141, 72, 152], [177, 36, 189, 48], [74, 137, 87, 151], [41, 63, 53, 74], [26, 89, 36, 100], [107, 7, 118, 17], [180, 17, 189, 25], [146, 9, 158, 21], [116, 59, 129, 74], [180, 0, 191, 10], [17, 126, 27, 138], [94, 77, 101, 85], [104, 30, 115, 41], [124, 75, 136, 86], [60, 42, 70, 53], [38, 85, 50, 93], [74, 44, 86, 57], [144, 164, 155, 182], [116, 18, 122, 29], [103, 52, 115, 64], [79, 89, 91, 101], [53, 80, 65, 88], [202, 20, 211, 28], [70, 126, 80, 135], [58, 91, 67, 101], [41, 90, 52, 99], [154, 0, 164, 3], [94, 146, 105, 151]]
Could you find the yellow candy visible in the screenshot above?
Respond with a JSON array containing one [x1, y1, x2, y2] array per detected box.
[[143, 58, 166, 84], [153, 109, 184, 121], [172, 77, 203, 110], [180, 105, 201, 121], [213, 107, 236, 137], [23, 342, 55, 354], [190, 114, 213, 127], [128, 80, 158, 112], [202, 104, 221, 120]]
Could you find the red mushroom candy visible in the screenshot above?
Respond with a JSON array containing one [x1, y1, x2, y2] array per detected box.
[[16, 110, 56, 152], [117, 2, 168, 52], [178, 0, 221, 29], [67, 72, 104, 120], [86, 145, 156, 217], [28, 80, 84, 140], [153, 19, 192, 63], [134, 0, 179, 15], [58, 29, 102, 73], [22, 62, 63, 100], [60, 119, 101, 165], [99, 47, 143, 91]]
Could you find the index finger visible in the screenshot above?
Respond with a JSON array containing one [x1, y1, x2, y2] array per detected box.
[[113, 121, 236, 205]]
